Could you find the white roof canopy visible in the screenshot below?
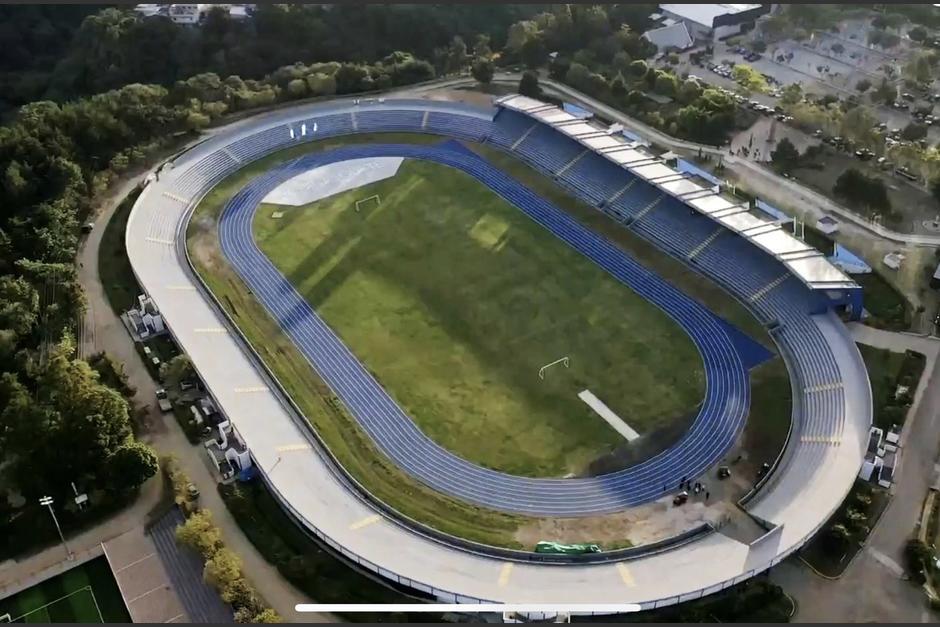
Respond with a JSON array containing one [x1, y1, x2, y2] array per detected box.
[[495, 94, 858, 291]]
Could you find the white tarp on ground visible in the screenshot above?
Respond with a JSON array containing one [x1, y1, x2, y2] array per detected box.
[[578, 390, 640, 441], [262, 157, 404, 206]]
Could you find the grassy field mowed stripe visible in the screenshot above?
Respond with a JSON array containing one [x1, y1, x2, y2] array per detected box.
[[255, 159, 705, 477]]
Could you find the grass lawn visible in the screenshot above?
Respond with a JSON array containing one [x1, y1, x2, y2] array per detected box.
[[741, 358, 792, 466], [855, 271, 911, 331], [98, 187, 143, 316], [255, 159, 704, 477], [187, 131, 782, 547], [858, 343, 925, 430], [0, 556, 129, 623]]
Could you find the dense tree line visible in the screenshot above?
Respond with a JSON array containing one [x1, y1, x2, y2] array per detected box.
[[0, 4, 544, 116], [0, 9, 456, 557]]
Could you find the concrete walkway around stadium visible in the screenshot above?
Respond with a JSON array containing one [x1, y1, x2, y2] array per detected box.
[[75, 165, 330, 623], [771, 326, 940, 622]]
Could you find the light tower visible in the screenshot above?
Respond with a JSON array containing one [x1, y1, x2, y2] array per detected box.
[[39, 496, 73, 561]]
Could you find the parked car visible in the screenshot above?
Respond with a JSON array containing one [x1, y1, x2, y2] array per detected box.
[[155, 388, 172, 413]]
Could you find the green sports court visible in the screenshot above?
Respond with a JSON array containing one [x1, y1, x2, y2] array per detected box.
[[0, 557, 129, 624]]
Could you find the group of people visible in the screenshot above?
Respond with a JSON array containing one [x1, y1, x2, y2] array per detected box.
[[674, 476, 710, 503]]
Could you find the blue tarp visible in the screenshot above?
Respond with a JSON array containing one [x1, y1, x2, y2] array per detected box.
[[828, 244, 872, 274], [562, 102, 593, 119], [676, 158, 722, 187]]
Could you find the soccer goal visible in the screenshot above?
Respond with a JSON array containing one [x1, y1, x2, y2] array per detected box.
[[0, 613, 11, 623], [538, 356, 569, 380], [355, 194, 381, 213]]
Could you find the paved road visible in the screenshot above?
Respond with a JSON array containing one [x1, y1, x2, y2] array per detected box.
[[74, 162, 331, 623], [771, 328, 940, 622]]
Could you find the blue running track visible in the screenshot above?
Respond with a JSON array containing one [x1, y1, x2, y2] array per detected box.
[[218, 142, 750, 516]]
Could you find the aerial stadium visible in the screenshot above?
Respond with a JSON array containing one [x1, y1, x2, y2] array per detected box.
[[126, 94, 871, 610]]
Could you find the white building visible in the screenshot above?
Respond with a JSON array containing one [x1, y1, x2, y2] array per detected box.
[[658, 4, 771, 42], [167, 4, 201, 24], [134, 4, 255, 24], [126, 294, 166, 341]]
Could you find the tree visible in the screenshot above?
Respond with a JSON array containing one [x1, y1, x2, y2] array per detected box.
[[107, 442, 158, 494], [841, 106, 879, 148], [286, 78, 306, 98], [771, 138, 800, 173], [901, 122, 928, 141], [873, 78, 896, 104], [856, 79, 871, 92], [472, 34, 492, 60], [444, 36, 468, 74], [470, 59, 493, 84], [564, 62, 592, 90], [732, 64, 768, 94], [548, 55, 570, 80], [909, 25, 928, 43], [833, 168, 891, 215], [506, 20, 539, 53], [905, 52, 933, 85], [830, 42, 845, 55], [844, 508, 869, 533], [204, 548, 243, 591], [520, 35, 548, 69], [904, 538, 933, 584], [87, 352, 135, 398], [610, 73, 628, 100], [518, 70, 541, 98], [222, 577, 265, 614], [250, 609, 281, 624], [653, 71, 679, 97], [628, 59, 648, 78], [176, 509, 223, 557], [780, 83, 803, 106], [305, 73, 336, 97], [826, 523, 852, 549], [931, 178, 940, 204], [0, 275, 39, 338], [160, 354, 195, 390], [677, 78, 702, 105]]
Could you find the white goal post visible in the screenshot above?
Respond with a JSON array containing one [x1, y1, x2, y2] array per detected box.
[[0, 613, 11, 623], [538, 356, 569, 380], [355, 194, 381, 213]]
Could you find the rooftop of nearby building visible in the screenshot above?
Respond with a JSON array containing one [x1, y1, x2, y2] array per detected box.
[[659, 4, 763, 28]]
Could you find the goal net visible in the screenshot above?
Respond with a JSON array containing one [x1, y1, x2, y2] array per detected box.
[[355, 194, 381, 213]]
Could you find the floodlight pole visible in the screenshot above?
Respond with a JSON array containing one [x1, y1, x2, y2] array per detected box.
[[39, 496, 73, 561]]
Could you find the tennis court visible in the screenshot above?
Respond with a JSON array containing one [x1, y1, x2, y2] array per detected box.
[[0, 557, 129, 623]]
